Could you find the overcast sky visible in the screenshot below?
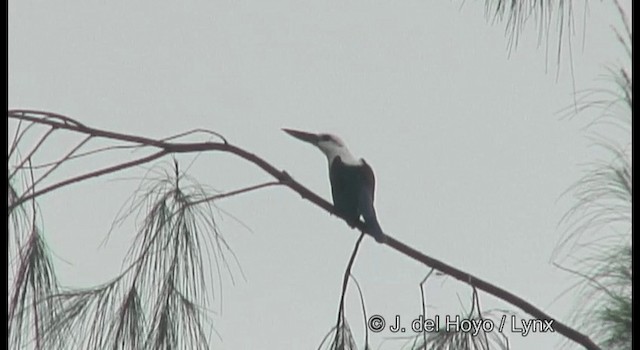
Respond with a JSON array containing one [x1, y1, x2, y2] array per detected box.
[[8, 1, 631, 349]]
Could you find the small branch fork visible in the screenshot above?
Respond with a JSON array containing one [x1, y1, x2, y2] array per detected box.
[[7, 110, 601, 350]]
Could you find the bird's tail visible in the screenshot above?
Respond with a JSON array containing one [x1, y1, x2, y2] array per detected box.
[[358, 189, 386, 243]]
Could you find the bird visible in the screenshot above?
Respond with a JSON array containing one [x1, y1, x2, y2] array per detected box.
[[282, 128, 386, 243]]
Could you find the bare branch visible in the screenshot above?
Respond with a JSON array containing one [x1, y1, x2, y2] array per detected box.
[[349, 276, 369, 347], [26, 135, 93, 193], [187, 181, 282, 206], [7, 110, 602, 350], [330, 233, 365, 350], [10, 150, 168, 212], [8, 127, 56, 181]]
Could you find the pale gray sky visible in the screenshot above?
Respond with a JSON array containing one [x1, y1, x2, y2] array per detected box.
[[8, 1, 631, 349]]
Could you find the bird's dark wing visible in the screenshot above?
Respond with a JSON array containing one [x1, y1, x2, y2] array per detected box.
[[358, 160, 384, 242], [329, 157, 360, 221], [360, 160, 376, 203]]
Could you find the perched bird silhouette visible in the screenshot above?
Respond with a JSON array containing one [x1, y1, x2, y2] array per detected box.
[[283, 128, 386, 243]]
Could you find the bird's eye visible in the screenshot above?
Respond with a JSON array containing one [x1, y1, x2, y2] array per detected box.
[[320, 135, 331, 141]]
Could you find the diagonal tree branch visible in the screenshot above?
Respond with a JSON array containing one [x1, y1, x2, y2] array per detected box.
[[10, 150, 168, 211], [7, 110, 602, 350], [25, 135, 93, 192]]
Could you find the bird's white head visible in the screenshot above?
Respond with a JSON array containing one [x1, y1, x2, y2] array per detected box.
[[283, 129, 361, 165]]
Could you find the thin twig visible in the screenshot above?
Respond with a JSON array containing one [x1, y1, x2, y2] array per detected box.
[[8, 127, 56, 181], [26, 135, 93, 193], [349, 275, 369, 348], [29, 143, 142, 170], [8, 118, 25, 160], [331, 232, 365, 349], [420, 269, 436, 347], [187, 181, 282, 206], [10, 151, 168, 211]]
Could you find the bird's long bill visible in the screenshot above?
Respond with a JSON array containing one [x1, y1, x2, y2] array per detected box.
[[282, 128, 320, 145]]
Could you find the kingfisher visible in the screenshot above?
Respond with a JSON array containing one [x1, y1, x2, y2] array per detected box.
[[283, 128, 386, 243]]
